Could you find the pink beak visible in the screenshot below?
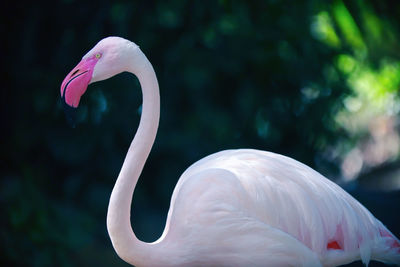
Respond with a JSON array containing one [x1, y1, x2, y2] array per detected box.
[[60, 56, 98, 126]]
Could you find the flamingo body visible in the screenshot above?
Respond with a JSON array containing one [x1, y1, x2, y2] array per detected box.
[[60, 37, 400, 267], [160, 149, 399, 266]]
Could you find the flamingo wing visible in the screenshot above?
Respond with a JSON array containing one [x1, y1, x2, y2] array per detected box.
[[161, 149, 399, 266]]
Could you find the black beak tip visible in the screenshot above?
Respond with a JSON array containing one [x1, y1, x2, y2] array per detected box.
[[61, 98, 77, 128]]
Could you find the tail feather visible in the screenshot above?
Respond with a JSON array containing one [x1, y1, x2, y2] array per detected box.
[[371, 226, 400, 265]]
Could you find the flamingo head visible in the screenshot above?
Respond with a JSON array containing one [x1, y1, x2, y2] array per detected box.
[[60, 36, 139, 126]]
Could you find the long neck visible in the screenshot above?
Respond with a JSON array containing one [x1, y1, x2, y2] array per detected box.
[[106, 48, 160, 266]]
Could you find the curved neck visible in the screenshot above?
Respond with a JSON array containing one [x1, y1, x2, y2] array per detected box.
[[106, 48, 160, 266]]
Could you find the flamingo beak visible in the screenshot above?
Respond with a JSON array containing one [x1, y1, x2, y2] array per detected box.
[[60, 56, 99, 126]]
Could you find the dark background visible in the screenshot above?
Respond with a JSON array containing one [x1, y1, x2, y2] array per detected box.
[[2, 1, 400, 266]]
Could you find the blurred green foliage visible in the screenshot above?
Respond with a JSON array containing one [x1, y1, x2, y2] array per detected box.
[[2, 0, 400, 266]]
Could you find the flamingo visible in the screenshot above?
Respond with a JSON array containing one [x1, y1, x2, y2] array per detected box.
[[60, 36, 400, 267]]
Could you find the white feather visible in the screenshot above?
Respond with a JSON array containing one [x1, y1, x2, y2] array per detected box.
[[156, 149, 400, 266]]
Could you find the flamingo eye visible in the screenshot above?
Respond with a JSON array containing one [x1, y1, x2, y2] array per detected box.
[[95, 53, 102, 59]]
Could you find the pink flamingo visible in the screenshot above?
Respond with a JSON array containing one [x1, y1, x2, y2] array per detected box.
[[61, 37, 400, 266]]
